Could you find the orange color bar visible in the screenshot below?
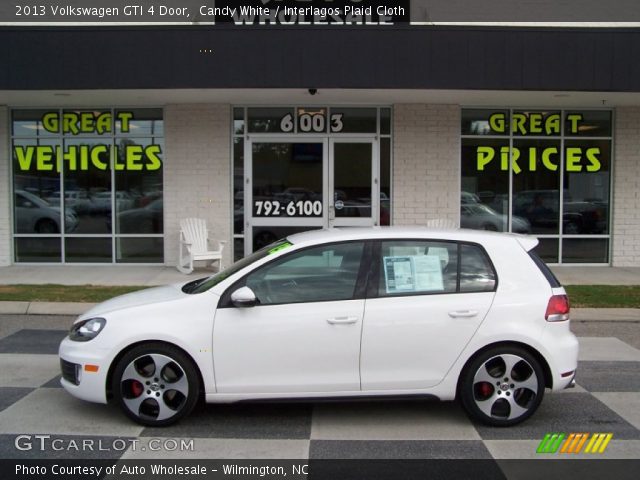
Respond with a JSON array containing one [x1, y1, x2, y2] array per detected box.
[[84, 364, 99, 372], [560, 433, 575, 453], [574, 433, 589, 453]]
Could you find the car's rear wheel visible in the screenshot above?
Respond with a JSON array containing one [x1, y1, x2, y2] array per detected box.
[[460, 346, 544, 426], [112, 343, 200, 426]]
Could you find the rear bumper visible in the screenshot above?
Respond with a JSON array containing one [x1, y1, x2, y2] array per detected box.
[[563, 372, 577, 389], [540, 321, 579, 391]]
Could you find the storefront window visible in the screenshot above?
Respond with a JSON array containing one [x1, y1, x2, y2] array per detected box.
[[461, 109, 612, 264], [512, 138, 562, 235], [380, 137, 391, 226], [11, 108, 164, 263], [63, 137, 112, 234], [247, 108, 294, 133], [233, 110, 245, 262], [563, 139, 610, 236], [461, 138, 510, 231], [328, 107, 377, 133]]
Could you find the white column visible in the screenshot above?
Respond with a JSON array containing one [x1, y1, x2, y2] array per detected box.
[[393, 104, 460, 226], [163, 104, 232, 267]]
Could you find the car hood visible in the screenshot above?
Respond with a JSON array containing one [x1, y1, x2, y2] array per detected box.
[[81, 283, 188, 318]]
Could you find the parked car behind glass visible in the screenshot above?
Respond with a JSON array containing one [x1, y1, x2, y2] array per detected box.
[[461, 203, 531, 234], [15, 190, 78, 234]]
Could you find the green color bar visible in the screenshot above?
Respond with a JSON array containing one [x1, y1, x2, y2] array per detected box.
[[537, 433, 566, 454], [549, 433, 566, 453], [537, 433, 553, 453]]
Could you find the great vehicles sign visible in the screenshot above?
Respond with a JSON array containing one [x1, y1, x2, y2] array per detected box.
[[13, 111, 163, 172]]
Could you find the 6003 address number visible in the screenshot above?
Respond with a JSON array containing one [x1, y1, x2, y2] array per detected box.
[[254, 200, 322, 217]]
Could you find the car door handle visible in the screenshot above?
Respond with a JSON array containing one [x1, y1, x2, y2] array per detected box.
[[448, 310, 478, 318], [326, 316, 359, 325]]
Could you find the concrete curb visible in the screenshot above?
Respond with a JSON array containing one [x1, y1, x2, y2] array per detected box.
[[571, 308, 640, 322], [0, 301, 639, 321], [0, 301, 96, 316]]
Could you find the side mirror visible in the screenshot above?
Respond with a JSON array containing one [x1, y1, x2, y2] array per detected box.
[[230, 286, 258, 308]]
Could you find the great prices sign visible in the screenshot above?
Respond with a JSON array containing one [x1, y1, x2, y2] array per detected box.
[[14, 111, 162, 172], [474, 111, 604, 174]]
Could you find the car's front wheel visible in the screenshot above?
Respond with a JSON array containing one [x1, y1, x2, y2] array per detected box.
[[112, 343, 200, 426], [459, 346, 545, 426]]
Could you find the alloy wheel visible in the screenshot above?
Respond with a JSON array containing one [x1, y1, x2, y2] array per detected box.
[[113, 344, 199, 426], [472, 353, 538, 421]]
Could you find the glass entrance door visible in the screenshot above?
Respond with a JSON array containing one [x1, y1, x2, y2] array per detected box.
[[329, 139, 377, 228], [246, 137, 377, 255], [246, 139, 326, 255]]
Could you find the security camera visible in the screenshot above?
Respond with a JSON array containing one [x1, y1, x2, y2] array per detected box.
[[308, 88, 318, 96]]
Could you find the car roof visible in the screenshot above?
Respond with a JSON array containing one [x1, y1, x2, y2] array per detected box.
[[287, 226, 538, 251]]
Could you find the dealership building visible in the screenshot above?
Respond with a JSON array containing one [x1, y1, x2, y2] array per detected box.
[[1, 25, 640, 268]]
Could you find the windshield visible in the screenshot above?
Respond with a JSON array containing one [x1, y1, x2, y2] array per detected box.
[[183, 239, 293, 294]]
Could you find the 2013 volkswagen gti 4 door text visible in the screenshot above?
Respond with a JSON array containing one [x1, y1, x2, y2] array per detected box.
[[59, 226, 578, 427]]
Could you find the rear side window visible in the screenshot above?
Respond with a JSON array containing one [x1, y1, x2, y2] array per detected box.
[[460, 244, 496, 292], [528, 250, 562, 288], [378, 241, 458, 296], [376, 240, 497, 297]]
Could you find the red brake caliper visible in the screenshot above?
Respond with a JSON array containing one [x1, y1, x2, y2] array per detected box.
[[479, 382, 492, 398], [131, 381, 143, 397]]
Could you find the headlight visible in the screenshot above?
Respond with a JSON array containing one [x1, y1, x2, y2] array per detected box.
[[69, 318, 106, 342]]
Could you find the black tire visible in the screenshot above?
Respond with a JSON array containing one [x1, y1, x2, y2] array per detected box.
[[35, 218, 59, 234], [459, 346, 545, 427], [112, 343, 200, 427]]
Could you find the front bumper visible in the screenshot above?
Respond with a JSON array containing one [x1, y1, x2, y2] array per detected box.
[[58, 336, 111, 404]]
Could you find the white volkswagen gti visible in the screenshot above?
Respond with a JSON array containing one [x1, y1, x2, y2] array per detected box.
[[59, 227, 578, 427]]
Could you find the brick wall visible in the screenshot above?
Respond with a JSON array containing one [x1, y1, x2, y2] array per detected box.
[[612, 107, 640, 267], [392, 104, 460, 226], [0, 107, 10, 266], [164, 105, 232, 267]]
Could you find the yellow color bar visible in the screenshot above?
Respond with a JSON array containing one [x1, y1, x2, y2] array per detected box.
[[591, 433, 606, 453], [598, 433, 613, 453], [584, 433, 599, 453]]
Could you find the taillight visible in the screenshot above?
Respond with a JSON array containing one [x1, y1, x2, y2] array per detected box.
[[545, 294, 570, 322]]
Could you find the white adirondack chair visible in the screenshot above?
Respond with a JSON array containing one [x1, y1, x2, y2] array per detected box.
[[177, 218, 226, 274]]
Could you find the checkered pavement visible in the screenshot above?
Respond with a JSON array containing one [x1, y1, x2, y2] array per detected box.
[[0, 324, 638, 461]]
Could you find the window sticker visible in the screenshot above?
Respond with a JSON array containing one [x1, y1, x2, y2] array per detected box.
[[383, 255, 444, 294]]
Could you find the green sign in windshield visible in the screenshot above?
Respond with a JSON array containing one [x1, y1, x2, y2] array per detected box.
[[268, 241, 292, 255]]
